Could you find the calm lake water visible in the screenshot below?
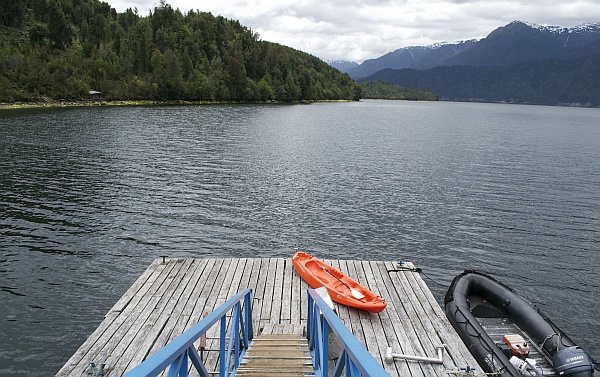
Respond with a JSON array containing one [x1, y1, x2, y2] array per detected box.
[[1, 101, 599, 375]]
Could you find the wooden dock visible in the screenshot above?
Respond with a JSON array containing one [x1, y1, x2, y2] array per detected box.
[[56, 258, 480, 376]]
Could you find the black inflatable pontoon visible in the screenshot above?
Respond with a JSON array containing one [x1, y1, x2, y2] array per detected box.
[[445, 270, 597, 377]]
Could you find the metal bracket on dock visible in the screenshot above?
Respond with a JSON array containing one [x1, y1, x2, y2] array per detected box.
[[385, 344, 446, 364]]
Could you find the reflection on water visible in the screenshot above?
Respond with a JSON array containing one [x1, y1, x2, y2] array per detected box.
[[1, 102, 599, 375]]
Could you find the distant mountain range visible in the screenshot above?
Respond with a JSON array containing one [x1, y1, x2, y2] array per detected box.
[[346, 40, 478, 78], [326, 60, 359, 73], [345, 21, 600, 79], [338, 21, 600, 106], [363, 54, 600, 106]]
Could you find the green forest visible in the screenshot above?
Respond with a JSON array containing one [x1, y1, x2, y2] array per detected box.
[[0, 0, 361, 102], [362, 55, 600, 107], [359, 81, 438, 101]]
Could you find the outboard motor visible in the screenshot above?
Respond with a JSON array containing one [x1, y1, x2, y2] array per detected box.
[[553, 347, 594, 377]]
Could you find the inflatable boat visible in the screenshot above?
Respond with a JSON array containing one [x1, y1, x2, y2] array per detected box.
[[445, 270, 597, 377]]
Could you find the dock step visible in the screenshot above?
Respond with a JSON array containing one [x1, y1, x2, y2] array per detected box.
[[235, 334, 315, 376]]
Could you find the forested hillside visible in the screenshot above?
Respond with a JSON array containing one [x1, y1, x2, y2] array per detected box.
[[361, 54, 600, 107], [359, 81, 438, 101], [0, 0, 361, 102]]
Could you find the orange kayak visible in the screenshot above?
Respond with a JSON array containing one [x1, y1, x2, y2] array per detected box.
[[292, 251, 387, 313]]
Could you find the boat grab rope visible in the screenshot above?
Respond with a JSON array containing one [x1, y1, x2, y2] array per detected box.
[[537, 308, 599, 370], [421, 270, 447, 287], [535, 305, 585, 353], [539, 332, 561, 353], [445, 368, 501, 376], [387, 263, 448, 287], [450, 305, 510, 376]]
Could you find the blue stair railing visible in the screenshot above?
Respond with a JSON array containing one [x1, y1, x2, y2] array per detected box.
[[123, 288, 253, 377], [308, 288, 390, 377]]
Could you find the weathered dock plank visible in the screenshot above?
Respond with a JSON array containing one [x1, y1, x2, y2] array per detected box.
[[373, 261, 426, 377], [60, 259, 174, 376], [386, 261, 476, 369], [56, 258, 480, 377]]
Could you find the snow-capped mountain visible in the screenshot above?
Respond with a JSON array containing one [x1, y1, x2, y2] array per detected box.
[[326, 60, 359, 73], [346, 21, 600, 79], [439, 20, 600, 67], [522, 21, 600, 35], [346, 40, 477, 79]]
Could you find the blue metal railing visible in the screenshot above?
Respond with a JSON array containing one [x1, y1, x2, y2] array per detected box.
[[307, 288, 390, 377], [123, 288, 253, 377]]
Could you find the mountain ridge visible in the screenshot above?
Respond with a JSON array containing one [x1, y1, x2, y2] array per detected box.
[[326, 59, 359, 73], [347, 20, 600, 79], [346, 39, 478, 79], [359, 52, 600, 107]]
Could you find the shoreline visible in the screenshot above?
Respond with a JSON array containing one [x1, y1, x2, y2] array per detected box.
[[0, 99, 268, 110], [3, 98, 596, 111], [0, 98, 356, 110]]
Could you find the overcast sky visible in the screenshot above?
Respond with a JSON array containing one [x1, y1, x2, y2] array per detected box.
[[108, 0, 600, 63]]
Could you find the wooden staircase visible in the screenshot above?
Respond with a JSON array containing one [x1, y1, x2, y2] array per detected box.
[[234, 333, 315, 376]]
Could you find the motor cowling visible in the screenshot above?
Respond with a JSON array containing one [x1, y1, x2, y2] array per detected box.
[[553, 347, 594, 377]]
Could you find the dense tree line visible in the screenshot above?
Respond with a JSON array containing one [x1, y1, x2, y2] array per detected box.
[[359, 80, 438, 101], [0, 0, 361, 102]]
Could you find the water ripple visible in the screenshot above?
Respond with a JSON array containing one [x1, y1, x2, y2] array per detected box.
[[1, 103, 599, 375]]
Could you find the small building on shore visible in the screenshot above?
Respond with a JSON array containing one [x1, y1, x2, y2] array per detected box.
[[88, 90, 103, 100]]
